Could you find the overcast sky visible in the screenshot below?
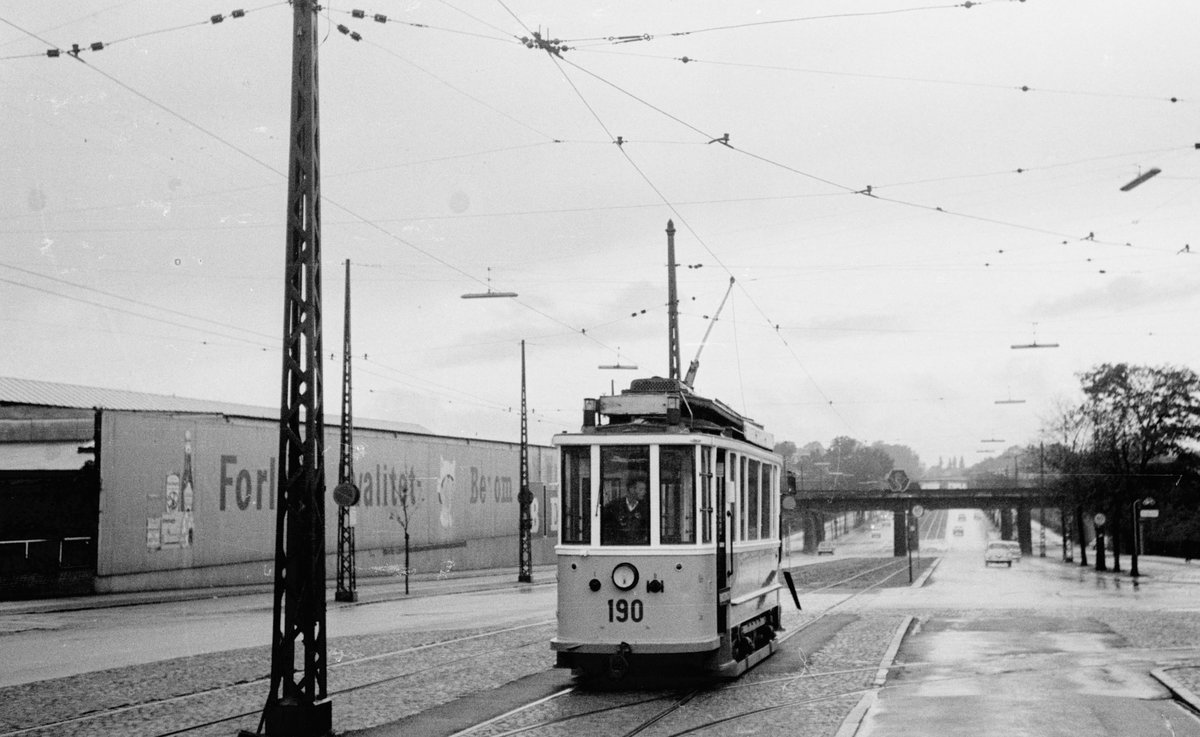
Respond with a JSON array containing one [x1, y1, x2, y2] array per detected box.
[[2, 0, 1198, 471]]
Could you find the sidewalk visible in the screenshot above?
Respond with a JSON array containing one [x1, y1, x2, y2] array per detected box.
[[0, 563, 558, 616]]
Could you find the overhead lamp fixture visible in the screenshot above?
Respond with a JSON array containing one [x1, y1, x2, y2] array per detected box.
[[599, 347, 637, 370], [461, 267, 517, 299], [1011, 322, 1058, 350], [1119, 167, 1162, 192]]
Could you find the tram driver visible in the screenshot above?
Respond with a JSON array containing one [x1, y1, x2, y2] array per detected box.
[[602, 478, 650, 545]]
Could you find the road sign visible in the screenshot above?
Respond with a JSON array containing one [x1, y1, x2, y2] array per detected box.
[[1140, 508, 1160, 519], [333, 481, 360, 507], [887, 469, 911, 492], [911, 504, 925, 518], [1094, 513, 1107, 527]]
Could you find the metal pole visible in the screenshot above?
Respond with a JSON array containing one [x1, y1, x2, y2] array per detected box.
[[666, 220, 680, 382], [518, 340, 533, 583], [1130, 499, 1141, 577], [906, 509, 913, 583], [262, 1, 329, 732], [336, 259, 358, 603], [1038, 442, 1046, 557]]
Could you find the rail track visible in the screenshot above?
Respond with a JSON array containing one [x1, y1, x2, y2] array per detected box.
[[0, 558, 914, 737]]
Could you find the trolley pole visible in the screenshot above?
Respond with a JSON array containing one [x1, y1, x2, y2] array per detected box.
[[259, 1, 330, 734], [335, 259, 359, 603], [518, 340, 533, 583]]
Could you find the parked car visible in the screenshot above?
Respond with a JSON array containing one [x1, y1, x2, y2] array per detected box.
[[953, 526, 964, 537], [816, 541, 836, 556], [985, 541, 1013, 567]]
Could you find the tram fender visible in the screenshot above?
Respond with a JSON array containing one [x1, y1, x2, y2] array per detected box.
[[783, 570, 802, 610]]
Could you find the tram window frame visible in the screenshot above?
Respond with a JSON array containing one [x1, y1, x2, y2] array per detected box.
[[761, 463, 774, 539], [739, 456, 748, 541], [560, 446, 591, 545], [746, 459, 760, 541], [599, 445, 651, 546], [728, 452, 739, 543], [700, 447, 713, 544], [659, 445, 696, 545]]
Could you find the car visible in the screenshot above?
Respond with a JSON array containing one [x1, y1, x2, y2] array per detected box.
[[953, 526, 964, 537], [985, 541, 1012, 567], [1001, 540, 1022, 561], [816, 541, 836, 556], [957, 513, 966, 521]]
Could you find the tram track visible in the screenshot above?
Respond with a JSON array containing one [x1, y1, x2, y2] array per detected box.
[[0, 619, 555, 737], [452, 559, 913, 737], [2, 560, 914, 737]]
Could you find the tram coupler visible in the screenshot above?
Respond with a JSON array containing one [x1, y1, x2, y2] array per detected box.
[[608, 642, 633, 680]]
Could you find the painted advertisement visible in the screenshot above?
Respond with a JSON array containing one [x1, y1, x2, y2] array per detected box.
[[97, 410, 557, 581]]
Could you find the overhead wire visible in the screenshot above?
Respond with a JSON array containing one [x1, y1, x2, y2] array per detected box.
[[524, 21, 858, 432], [560, 1, 991, 45]]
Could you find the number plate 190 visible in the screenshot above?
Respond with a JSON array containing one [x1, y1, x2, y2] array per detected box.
[[607, 598, 644, 622]]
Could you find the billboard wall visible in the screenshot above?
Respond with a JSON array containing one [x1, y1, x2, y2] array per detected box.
[[97, 411, 557, 588]]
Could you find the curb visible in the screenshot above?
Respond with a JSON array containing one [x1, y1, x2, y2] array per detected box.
[[833, 614, 915, 737], [1151, 668, 1200, 714], [912, 556, 941, 588]]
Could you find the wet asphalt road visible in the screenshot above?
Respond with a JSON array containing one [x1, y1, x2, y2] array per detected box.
[[854, 510, 1200, 737]]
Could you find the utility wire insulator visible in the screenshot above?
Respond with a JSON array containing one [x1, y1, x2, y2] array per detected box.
[[211, 14, 225, 23], [90, 42, 104, 51], [47, 48, 61, 57], [352, 9, 365, 18], [374, 13, 388, 23], [232, 9, 245, 17]]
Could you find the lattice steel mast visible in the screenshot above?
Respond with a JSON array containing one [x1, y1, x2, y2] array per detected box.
[[517, 339, 532, 583], [335, 259, 358, 603], [261, 0, 329, 733]]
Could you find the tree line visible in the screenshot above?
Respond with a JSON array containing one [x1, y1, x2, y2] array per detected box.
[[1038, 362, 1200, 567]]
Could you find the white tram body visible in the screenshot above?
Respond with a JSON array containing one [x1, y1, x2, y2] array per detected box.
[[551, 377, 786, 679]]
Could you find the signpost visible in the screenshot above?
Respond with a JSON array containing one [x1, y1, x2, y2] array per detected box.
[[1131, 497, 1156, 577], [907, 505, 924, 583]]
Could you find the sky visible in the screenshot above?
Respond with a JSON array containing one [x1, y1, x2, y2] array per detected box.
[[2, 0, 1198, 473]]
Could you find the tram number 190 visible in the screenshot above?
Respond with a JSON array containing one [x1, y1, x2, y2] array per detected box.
[[607, 598, 644, 623]]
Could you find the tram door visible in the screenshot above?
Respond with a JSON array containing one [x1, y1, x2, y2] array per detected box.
[[714, 448, 729, 635]]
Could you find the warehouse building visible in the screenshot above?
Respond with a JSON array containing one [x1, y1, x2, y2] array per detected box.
[[0, 377, 558, 599]]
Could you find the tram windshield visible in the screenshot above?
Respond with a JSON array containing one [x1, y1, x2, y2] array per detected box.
[[600, 446, 650, 545]]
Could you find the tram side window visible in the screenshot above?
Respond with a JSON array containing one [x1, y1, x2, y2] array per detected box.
[[561, 446, 591, 545], [600, 445, 651, 545], [746, 459, 760, 541], [761, 464, 774, 539], [700, 447, 713, 544], [660, 445, 696, 544]]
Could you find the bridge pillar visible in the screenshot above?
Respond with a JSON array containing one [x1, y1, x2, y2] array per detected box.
[[892, 507, 907, 557], [1000, 508, 1014, 540], [1017, 505, 1033, 555]]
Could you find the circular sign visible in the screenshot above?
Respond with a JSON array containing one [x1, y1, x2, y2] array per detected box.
[[911, 505, 925, 518], [1093, 513, 1107, 527], [781, 496, 797, 511], [333, 482, 360, 507]]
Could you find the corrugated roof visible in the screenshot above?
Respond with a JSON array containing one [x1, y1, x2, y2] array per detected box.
[[0, 376, 430, 436]]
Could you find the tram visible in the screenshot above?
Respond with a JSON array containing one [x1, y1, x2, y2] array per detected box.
[[551, 221, 794, 680]]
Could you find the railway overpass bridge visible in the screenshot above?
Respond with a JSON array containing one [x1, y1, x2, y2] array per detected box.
[[782, 486, 1065, 557]]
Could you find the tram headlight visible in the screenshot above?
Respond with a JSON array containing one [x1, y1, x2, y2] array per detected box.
[[611, 562, 639, 591]]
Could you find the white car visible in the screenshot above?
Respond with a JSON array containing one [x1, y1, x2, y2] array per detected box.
[[816, 541, 836, 556], [985, 541, 1013, 567]]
